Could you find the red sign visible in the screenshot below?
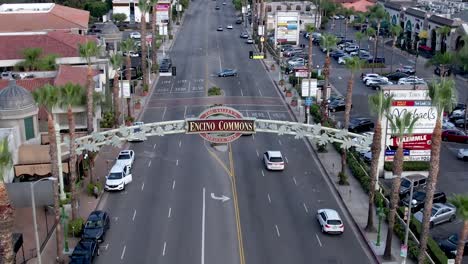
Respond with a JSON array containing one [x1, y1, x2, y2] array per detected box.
[[392, 101, 415, 106], [391, 134, 432, 150]]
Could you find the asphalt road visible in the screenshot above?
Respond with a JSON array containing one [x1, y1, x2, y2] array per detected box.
[[94, 0, 375, 263]]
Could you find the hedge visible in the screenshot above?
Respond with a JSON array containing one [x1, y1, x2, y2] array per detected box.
[[384, 161, 430, 171], [68, 217, 84, 237]]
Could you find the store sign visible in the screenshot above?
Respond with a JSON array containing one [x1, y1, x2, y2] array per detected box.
[[295, 68, 308, 78], [301, 78, 317, 97], [186, 106, 256, 143], [391, 134, 432, 150], [387, 106, 437, 133], [275, 12, 299, 45], [156, 3, 170, 25]]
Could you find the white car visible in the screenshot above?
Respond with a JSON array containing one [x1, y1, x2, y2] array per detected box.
[[288, 58, 306, 66], [398, 76, 423, 83], [362, 73, 381, 82], [104, 164, 133, 191], [442, 120, 456, 130], [115, 150, 135, 169], [226, 24, 233, 29], [344, 44, 359, 53], [365, 76, 388, 86], [128, 122, 146, 142], [457, 149, 468, 161], [316, 209, 344, 234], [263, 151, 285, 170], [246, 38, 254, 44], [338, 55, 351, 65], [130, 32, 141, 39], [398, 79, 426, 85], [366, 79, 392, 87]]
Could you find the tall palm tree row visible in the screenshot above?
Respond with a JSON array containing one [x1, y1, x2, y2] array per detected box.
[[367, 4, 386, 73], [0, 138, 14, 264], [120, 39, 137, 121], [389, 24, 403, 72], [319, 33, 338, 124], [58, 83, 85, 221], [110, 53, 124, 126], [139, 0, 151, 89], [365, 92, 393, 232], [383, 112, 419, 259], [418, 78, 456, 264], [448, 194, 468, 264], [150, 0, 158, 71], [339, 57, 364, 185], [78, 41, 99, 135], [32, 84, 65, 263]]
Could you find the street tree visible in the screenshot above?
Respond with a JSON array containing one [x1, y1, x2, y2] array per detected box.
[[0, 138, 14, 264], [120, 39, 137, 121], [367, 4, 386, 73], [448, 194, 468, 264], [418, 78, 456, 263], [139, 0, 151, 89], [78, 40, 99, 134], [426, 51, 455, 78], [383, 112, 419, 260], [355, 31, 365, 57], [112, 13, 127, 24], [389, 24, 403, 72], [365, 91, 393, 232], [319, 33, 338, 124], [110, 53, 124, 126], [32, 84, 65, 263], [437, 26, 451, 53], [58, 83, 85, 221], [150, 0, 159, 72]]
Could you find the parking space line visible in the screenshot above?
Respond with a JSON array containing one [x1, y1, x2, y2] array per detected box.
[[179, 140, 182, 148], [240, 89, 244, 96], [141, 182, 145, 191], [293, 177, 297, 186], [132, 209, 136, 221], [315, 234, 322, 247], [153, 144, 157, 149], [168, 207, 172, 218], [267, 111, 272, 120], [285, 156, 288, 163], [121, 245, 126, 260], [172, 180, 176, 190], [148, 160, 151, 167], [258, 88, 263, 97], [176, 159, 179, 166], [162, 107, 167, 121], [278, 139, 282, 145], [303, 203, 309, 213], [184, 106, 187, 118], [170, 81, 174, 93], [163, 241, 167, 256], [256, 150, 259, 157]]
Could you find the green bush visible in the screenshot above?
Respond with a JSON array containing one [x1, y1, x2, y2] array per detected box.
[[384, 161, 430, 171], [309, 104, 321, 123], [68, 217, 84, 237], [208, 86, 222, 96], [347, 152, 370, 193], [59, 192, 71, 207], [87, 183, 102, 196], [100, 111, 115, 128]]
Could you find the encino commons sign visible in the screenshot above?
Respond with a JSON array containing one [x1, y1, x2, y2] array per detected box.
[[186, 106, 256, 143]]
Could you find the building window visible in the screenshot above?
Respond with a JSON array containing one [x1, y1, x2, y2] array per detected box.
[[24, 117, 35, 140]]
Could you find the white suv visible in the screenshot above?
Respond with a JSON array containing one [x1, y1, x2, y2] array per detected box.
[[316, 209, 344, 234], [263, 151, 285, 170], [105, 164, 133, 191]]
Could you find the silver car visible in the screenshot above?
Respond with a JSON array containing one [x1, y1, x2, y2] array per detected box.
[[414, 203, 456, 228]]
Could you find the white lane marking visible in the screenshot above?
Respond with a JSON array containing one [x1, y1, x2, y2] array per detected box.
[[267, 111, 272, 120], [240, 89, 244, 96], [162, 107, 167, 121], [132, 209, 136, 221], [121, 245, 126, 260], [153, 143, 157, 149], [148, 160, 152, 167], [188, 82, 191, 93], [315, 234, 323, 247], [202, 188, 206, 264], [141, 182, 145, 191], [267, 193, 271, 204], [168, 207, 172, 218], [184, 106, 187, 118], [256, 150, 259, 157], [170, 81, 174, 93], [303, 203, 309, 213], [258, 88, 263, 97], [172, 180, 176, 190], [179, 140, 182, 148], [285, 156, 288, 163], [293, 177, 297, 186], [176, 159, 179, 166], [275, 225, 281, 237], [162, 241, 167, 256], [261, 170, 265, 177], [278, 139, 282, 145]]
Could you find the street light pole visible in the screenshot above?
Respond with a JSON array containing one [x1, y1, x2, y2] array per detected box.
[[402, 180, 414, 264], [31, 177, 57, 264]]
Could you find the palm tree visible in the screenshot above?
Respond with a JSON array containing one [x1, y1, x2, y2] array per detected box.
[[426, 51, 455, 78], [383, 112, 419, 260], [365, 91, 393, 232], [150, 0, 158, 72], [120, 39, 137, 121], [437, 26, 451, 53], [389, 24, 403, 72], [367, 4, 386, 73], [319, 33, 338, 124], [78, 41, 99, 134], [306, 24, 315, 93], [139, 0, 151, 89], [355, 31, 365, 57], [109, 53, 124, 126], [418, 78, 456, 264], [339, 57, 364, 184], [16, 48, 42, 71], [353, 12, 366, 32], [58, 83, 85, 221], [32, 84, 64, 263], [342, 8, 354, 39], [448, 194, 468, 264], [0, 138, 14, 264]]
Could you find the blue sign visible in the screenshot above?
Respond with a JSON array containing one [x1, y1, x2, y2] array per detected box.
[[305, 98, 313, 106], [385, 150, 410, 156]]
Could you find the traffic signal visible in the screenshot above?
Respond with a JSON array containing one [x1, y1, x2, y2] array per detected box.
[[249, 51, 253, 59], [172, 66, 176, 76]]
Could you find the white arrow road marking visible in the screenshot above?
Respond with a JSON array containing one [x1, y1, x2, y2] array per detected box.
[[210, 193, 231, 202]]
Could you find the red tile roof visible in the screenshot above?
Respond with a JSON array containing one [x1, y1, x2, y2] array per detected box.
[[0, 31, 97, 60], [342, 0, 376, 12], [54, 65, 98, 87], [0, 4, 89, 33]]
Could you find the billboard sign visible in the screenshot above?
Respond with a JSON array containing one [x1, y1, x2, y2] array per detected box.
[[275, 12, 299, 46], [301, 78, 317, 97], [156, 3, 170, 25], [295, 67, 308, 78]]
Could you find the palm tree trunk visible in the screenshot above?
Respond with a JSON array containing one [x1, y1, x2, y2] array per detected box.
[[47, 113, 64, 263], [372, 23, 380, 73], [418, 118, 443, 264], [126, 56, 132, 120], [321, 54, 331, 124], [113, 73, 120, 127], [67, 106, 78, 221], [86, 66, 94, 134], [152, 5, 158, 71], [141, 15, 148, 89], [365, 121, 382, 232], [344, 19, 348, 39], [455, 220, 468, 264], [340, 75, 354, 176], [127, 98, 132, 119], [0, 182, 15, 264], [390, 37, 397, 72], [383, 141, 404, 259]]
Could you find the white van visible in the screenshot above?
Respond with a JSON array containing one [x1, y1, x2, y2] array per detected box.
[[104, 164, 133, 191]]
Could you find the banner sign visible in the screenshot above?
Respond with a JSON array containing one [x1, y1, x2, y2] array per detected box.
[[295, 68, 308, 78], [301, 78, 317, 97], [275, 12, 299, 46]]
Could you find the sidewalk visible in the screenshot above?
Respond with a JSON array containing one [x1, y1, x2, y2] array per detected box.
[[257, 50, 415, 263], [16, 18, 184, 264]]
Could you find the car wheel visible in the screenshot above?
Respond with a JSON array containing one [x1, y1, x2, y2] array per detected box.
[[450, 214, 456, 222], [97, 248, 100, 256], [463, 156, 468, 161], [429, 221, 434, 228]]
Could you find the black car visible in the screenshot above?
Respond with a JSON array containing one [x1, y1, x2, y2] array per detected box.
[[330, 50, 346, 60], [235, 19, 242, 24], [215, 6, 220, 10], [348, 117, 374, 133], [328, 100, 348, 112], [369, 57, 385, 64], [82, 211, 110, 243], [439, 234, 468, 259], [434, 66, 452, 77], [401, 191, 447, 212], [386, 72, 409, 81], [69, 239, 99, 264]]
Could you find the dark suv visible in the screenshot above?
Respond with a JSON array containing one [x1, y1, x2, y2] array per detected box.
[[82, 210, 110, 243], [401, 190, 447, 212], [348, 117, 374, 133], [69, 239, 99, 264], [399, 174, 427, 197], [159, 58, 172, 73]]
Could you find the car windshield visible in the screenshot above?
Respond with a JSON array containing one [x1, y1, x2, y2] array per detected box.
[[413, 192, 426, 200], [270, 157, 283, 162], [431, 208, 438, 216], [108, 172, 123, 180], [118, 154, 130, 160], [327, 220, 342, 225], [448, 234, 459, 244], [401, 180, 411, 188], [85, 220, 103, 229]]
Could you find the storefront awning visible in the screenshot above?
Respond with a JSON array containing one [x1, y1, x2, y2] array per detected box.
[[14, 144, 69, 177]]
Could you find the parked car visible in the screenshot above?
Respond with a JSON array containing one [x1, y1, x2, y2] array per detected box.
[[369, 57, 385, 64], [104, 164, 133, 191], [349, 49, 369, 57], [457, 149, 468, 161], [235, 19, 243, 24], [362, 73, 382, 82], [218, 68, 237, 77], [246, 38, 254, 44], [396, 65, 416, 75], [215, 5, 220, 9], [69, 239, 99, 264], [442, 120, 456, 130], [316, 209, 344, 234], [338, 54, 352, 65], [82, 211, 110, 242], [240, 32, 249, 38], [367, 79, 393, 90], [129, 32, 141, 39], [364, 76, 389, 86], [226, 24, 233, 29], [330, 50, 346, 60], [401, 190, 447, 212], [344, 44, 359, 53], [348, 117, 374, 133], [399, 174, 427, 197], [280, 44, 293, 52], [454, 117, 468, 128], [438, 234, 468, 259], [283, 47, 303, 57], [442, 129, 468, 143], [386, 72, 409, 81], [328, 100, 347, 112], [217, 26, 223, 31], [115, 150, 135, 169], [434, 66, 451, 77], [263, 151, 285, 170], [414, 203, 456, 228]]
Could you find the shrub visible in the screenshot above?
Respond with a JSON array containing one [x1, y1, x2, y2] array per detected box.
[[384, 161, 430, 171], [168, 34, 173, 40], [68, 217, 84, 237], [59, 192, 71, 207], [208, 86, 222, 96], [316, 142, 327, 152], [87, 183, 102, 196], [100, 111, 115, 128], [338, 171, 349, 185], [347, 152, 370, 193]]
